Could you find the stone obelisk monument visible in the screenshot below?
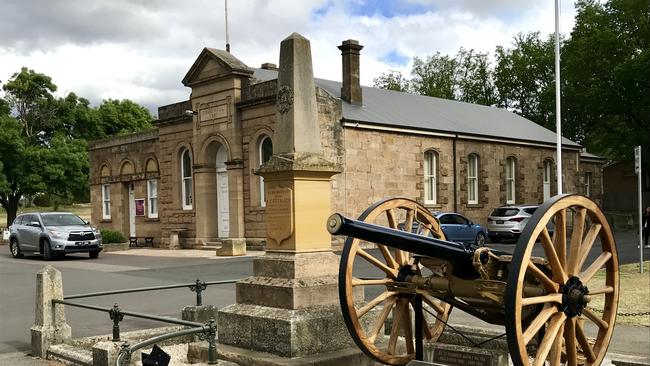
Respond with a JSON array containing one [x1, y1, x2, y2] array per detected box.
[[217, 33, 369, 365]]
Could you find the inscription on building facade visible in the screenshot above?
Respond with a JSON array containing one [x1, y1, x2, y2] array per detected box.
[[266, 186, 294, 246], [200, 104, 228, 122]]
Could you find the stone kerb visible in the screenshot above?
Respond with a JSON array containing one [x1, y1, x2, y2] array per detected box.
[[31, 265, 72, 358]]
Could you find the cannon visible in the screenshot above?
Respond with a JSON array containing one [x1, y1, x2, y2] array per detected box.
[[327, 195, 619, 366]]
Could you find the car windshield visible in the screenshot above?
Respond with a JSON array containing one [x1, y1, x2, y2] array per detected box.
[[41, 214, 86, 226], [490, 208, 520, 217]]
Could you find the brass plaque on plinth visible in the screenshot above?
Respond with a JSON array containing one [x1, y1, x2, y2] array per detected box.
[[266, 186, 294, 246], [431, 347, 492, 366]]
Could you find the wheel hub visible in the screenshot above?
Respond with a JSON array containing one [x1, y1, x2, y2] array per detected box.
[[560, 276, 590, 317]]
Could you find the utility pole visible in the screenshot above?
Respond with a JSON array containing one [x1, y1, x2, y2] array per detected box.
[[635, 146, 644, 273]]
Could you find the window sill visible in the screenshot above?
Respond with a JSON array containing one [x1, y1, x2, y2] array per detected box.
[[100, 219, 112, 223], [424, 204, 443, 210], [465, 204, 484, 209], [145, 217, 160, 222], [249, 206, 267, 213]]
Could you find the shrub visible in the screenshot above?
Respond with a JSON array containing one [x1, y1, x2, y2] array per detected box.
[[33, 194, 52, 207], [101, 229, 127, 244]]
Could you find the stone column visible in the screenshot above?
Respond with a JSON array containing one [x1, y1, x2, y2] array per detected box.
[[193, 165, 218, 245], [217, 33, 368, 364], [31, 266, 71, 358]]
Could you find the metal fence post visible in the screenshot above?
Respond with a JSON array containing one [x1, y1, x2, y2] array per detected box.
[[199, 318, 218, 364], [189, 279, 207, 306], [108, 303, 124, 341]]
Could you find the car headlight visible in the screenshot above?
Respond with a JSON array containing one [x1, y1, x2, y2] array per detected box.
[[92, 227, 102, 237], [48, 230, 65, 239]]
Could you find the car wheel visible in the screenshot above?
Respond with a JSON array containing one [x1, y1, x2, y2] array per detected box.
[[42, 240, 53, 261], [10, 239, 23, 258], [475, 232, 486, 247], [89, 251, 99, 259]]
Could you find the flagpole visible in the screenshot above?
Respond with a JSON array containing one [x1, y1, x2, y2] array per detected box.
[[555, 0, 563, 194], [225, 0, 230, 52]]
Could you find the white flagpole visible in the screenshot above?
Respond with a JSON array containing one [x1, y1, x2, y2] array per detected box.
[[555, 0, 563, 194], [225, 0, 230, 52]]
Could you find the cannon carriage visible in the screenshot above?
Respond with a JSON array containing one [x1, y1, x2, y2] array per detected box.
[[327, 195, 619, 366]]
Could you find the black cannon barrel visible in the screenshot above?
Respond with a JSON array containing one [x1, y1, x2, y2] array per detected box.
[[327, 213, 479, 278]]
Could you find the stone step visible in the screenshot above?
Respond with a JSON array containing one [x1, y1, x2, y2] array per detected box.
[[48, 343, 93, 366], [202, 243, 221, 250]]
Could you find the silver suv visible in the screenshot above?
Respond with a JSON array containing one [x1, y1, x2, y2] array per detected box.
[[487, 205, 539, 243], [8, 212, 103, 260]]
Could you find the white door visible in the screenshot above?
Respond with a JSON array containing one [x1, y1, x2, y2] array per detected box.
[[216, 146, 230, 238], [543, 161, 551, 202], [129, 184, 136, 237]]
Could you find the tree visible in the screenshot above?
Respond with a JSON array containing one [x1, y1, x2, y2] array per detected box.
[[456, 49, 499, 106], [562, 0, 650, 160], [0, 68, 154, 226], [96, 99, 153, 137], [373, 71, 409, 92], [493, 33, 556, 130], [410, 53, 458, 99]]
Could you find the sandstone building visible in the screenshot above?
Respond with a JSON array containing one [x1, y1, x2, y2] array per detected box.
[[88, 37, 604, 248]]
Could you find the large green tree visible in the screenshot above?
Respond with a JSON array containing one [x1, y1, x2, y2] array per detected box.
[[562, 0, 650, 160], [0, 68, 154, 226]]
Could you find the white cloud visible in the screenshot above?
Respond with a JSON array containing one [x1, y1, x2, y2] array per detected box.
[[0, 0, 577, 115]]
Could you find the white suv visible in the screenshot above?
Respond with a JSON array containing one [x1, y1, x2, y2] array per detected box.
[[487, 205, 539, 243]]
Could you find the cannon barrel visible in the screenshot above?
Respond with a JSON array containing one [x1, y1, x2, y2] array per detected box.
[[327, 213, 479, 277]]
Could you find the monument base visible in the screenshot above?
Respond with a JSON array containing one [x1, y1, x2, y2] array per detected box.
[[217, 238, 247, 256], [189, 342, 375, 366], [218, 303, 355, 358]]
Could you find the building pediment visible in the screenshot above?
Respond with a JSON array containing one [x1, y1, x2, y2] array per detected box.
[[182, 48, 253, 87]]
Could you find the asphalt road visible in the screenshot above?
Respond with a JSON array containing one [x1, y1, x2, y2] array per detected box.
[[0, 229, 647, 358]]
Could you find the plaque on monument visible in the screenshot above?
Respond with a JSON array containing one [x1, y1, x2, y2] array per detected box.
[[431, 347, 493, 366], [265, 186, 294, 246]]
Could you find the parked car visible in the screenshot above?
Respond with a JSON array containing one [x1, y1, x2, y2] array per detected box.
[[487, 205, 540, 243], [8, 212, 103, 260], [435, 212, 488, 247]]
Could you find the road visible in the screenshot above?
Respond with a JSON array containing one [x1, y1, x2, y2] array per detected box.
[[0, 229, 647, 358]]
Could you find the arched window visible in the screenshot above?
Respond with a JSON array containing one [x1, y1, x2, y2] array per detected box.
[[543, 159, 553, 201], [259, 137, 273, 206], [424, 151, 438, 205], [468, 154, 478, 204], [181, 149, 193, 210], [506, 157, 516, 204]]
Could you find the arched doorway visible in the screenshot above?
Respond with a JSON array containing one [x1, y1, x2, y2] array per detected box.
[[216, 145, 229, 238]]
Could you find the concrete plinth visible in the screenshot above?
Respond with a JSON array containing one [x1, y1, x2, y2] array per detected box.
[[30, 266, 71, 358], [92, 341, 121, 366], [217, 238, 246, 256]]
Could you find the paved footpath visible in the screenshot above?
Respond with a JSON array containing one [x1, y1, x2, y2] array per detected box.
[[4, 241, 648, 366]]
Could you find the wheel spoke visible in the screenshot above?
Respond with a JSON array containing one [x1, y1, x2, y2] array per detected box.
[[533, 312, 567, 366], [358, 291, 398, 318], [564, 318, 578, 366], [422, 317, 434, 339], [548, 322, 565, 366], [402, 300, 415, 355], [583, 308, 609, 330], [521, 293, 563, 307], [588, 286, 614, 295], [377, 244, 399, 269], [576, 320, 597, 362], [368, 297, 397, 343], [541, 227, 568, 284], [553, 209, 567, 270], [357, 248, 398, 278], [523, 305, 558, 345], [527, 262, 560, 293], [387, 299, 405, 355], [352, 278, 394, 286], [422, 294, 446, 314], [576, 223, 602, 274], [567, 208, 586, 276], [404, 209, 414, 234], [579, 251, 612, 283]]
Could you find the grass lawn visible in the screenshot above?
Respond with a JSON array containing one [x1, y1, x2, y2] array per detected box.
[[0, 204, 92, 228], [589, 261, 650, 326]]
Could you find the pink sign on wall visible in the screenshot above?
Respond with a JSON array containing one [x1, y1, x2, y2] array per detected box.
[[135, 199, 145, 217]]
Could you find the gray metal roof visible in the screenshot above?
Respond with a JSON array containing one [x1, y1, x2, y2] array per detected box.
[[252, 68, 581, 148]]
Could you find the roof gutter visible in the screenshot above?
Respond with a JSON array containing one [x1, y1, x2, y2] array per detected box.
[[341, 120, 582, 151]]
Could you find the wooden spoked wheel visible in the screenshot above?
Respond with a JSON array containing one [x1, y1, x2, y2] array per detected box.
[[505, 194, 619, 366], [338, 197, 452, 365]]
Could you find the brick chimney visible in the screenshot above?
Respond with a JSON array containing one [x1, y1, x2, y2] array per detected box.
[[338, 39, 363, 105]]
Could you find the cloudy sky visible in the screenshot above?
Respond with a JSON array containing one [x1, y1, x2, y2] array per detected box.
[[0, 0, 577, 115]]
